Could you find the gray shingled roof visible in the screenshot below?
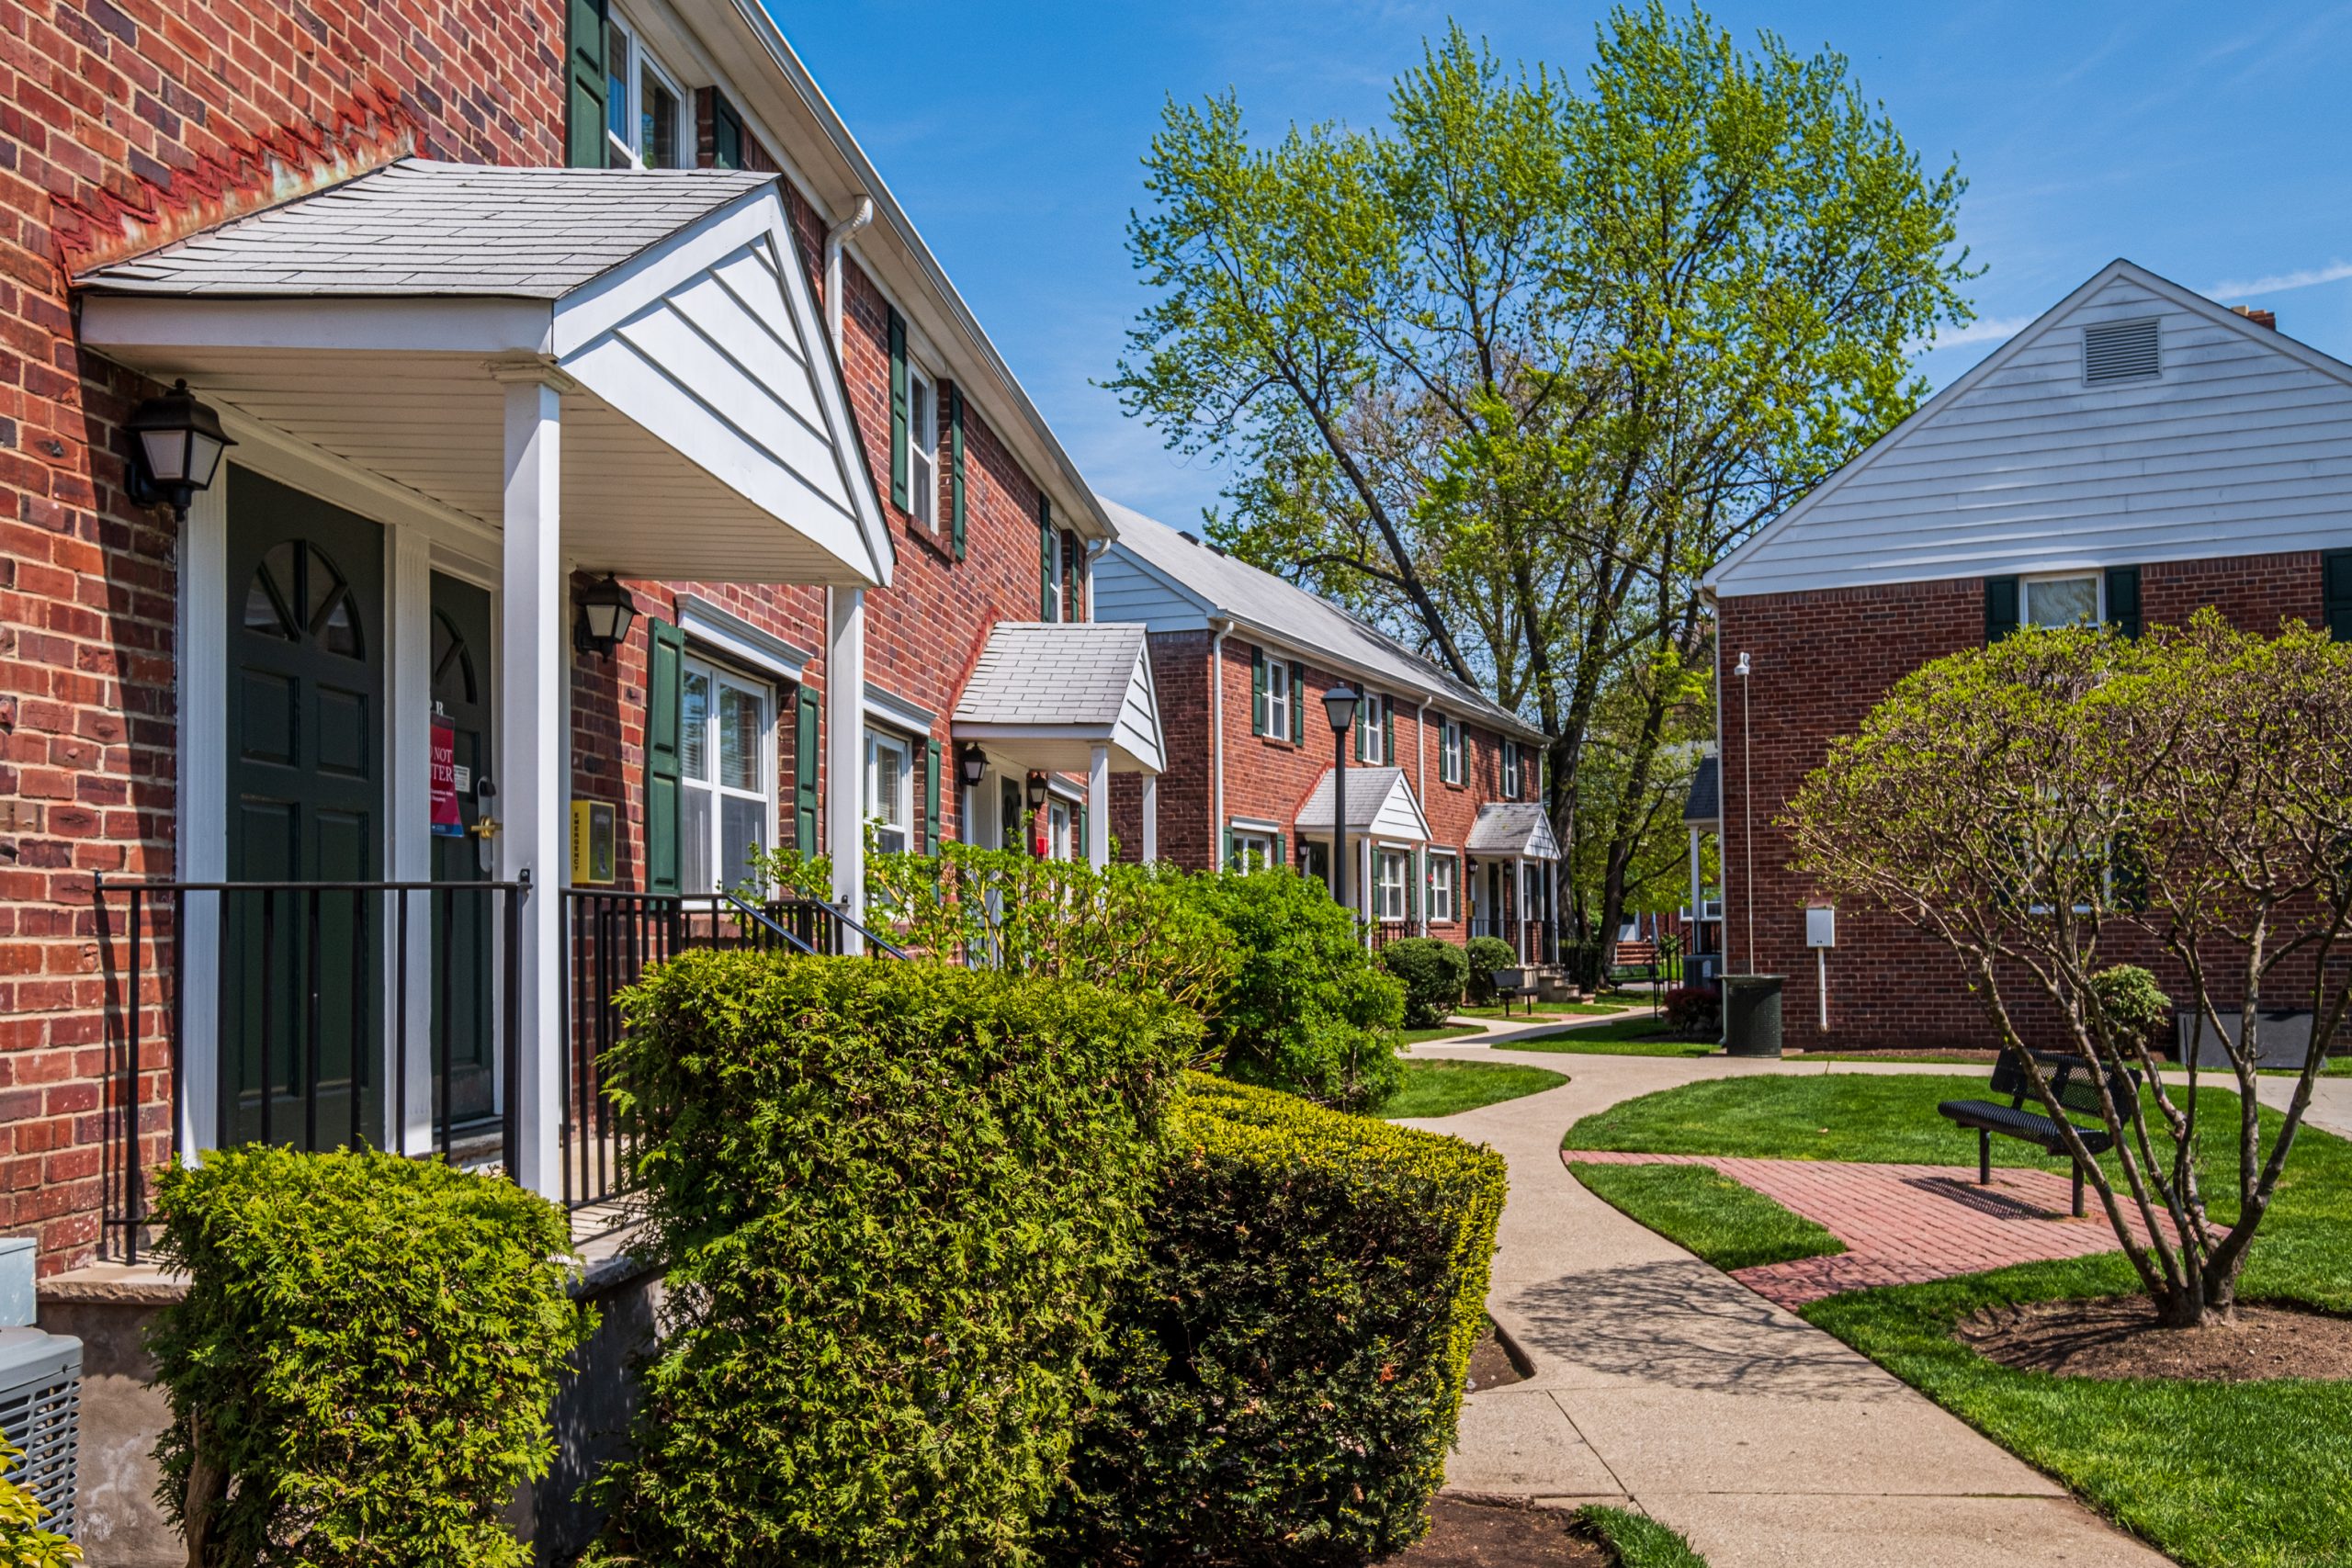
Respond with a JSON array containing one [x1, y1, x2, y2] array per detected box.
[[1097, 497, 1546, 741], [1465, 802, 1559, 859], [1682, 754, 1720, 827], [76, 159, 775, 298], [1294, 766, 1411, 833], [954, 622, 1149, 726]]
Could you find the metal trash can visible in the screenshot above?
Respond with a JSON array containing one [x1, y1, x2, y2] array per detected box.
[[1723, 975, 1785, 1057]]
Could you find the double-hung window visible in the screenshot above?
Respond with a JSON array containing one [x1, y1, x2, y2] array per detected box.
[[1265, 658, 1292, 742], [907, 365, 939, 529], [1358, 692, 1388, 764], [679, 659, 774, 893], [1440, 718, 1463, 784], [2021, 573, 2101, 629], [1375, 849, 1410, 920], [1229, 830, 1277, 871], [1428, 852, 1458, 923], [1502, 739, 1521, 798], [865, 730, 914, 855], [604, 13, 686, 170]]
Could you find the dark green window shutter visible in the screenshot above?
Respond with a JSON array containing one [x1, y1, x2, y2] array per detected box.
[[1038, 496, 1054, 618], [1222, 827, 1235, 870], [1075, 802, 1088, 860], [1289, 662, 1306, 747], [1985, 575, 2020, 643], [1354, 702, 1367, 763], [888, 309, 910, 511], [924, 738, 942, 854], [645, 617, 684, 894], [1271, 831, 1284, 869], [2325, 550, 2352, 641], [1250, 647, 1267, 735], [948, 386, 967, 561], [793, 686, 819, 856], [2105, 566, 2142, 639], [565, 0, 608, 169]]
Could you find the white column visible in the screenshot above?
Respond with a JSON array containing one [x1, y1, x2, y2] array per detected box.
[[826, 587, 867, 953], [175, 478, 230, 1160], [1139, 773, 1159, 863], [1086, 743, 1111, 869], [1689, 828, 1705, 953], [1360, 836, 1374, 944], [387, 525, 435, 1156], [498, 376, 564, 1199]]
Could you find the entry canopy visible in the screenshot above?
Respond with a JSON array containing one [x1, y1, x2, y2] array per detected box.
[[1295, 766, 1431, 844], [1465, 802, 1561, 861], [951, 622, 1165, 774], [75, 159, 893, 588]]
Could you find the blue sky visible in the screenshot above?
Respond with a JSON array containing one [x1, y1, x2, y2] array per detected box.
[[769, 2, 2352, 528]]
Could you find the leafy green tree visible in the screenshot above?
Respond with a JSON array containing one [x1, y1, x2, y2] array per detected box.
[[1788, 616, 2352, 1326], [1113, 4, 1972, 983]]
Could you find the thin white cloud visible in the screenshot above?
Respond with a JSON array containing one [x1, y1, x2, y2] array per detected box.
[[1905, 315, 2034, 355], [2206, 260, 2352, 299]]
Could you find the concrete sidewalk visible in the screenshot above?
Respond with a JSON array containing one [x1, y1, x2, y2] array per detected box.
[[1397, 1043, 2173, 1568]]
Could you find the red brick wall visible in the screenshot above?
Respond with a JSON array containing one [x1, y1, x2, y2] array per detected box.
[[3, 1, 563, 1272], [1717, 551, 2334, 1051]]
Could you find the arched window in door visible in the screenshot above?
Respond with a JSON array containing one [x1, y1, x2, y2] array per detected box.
[[243, 539, 365, 660]]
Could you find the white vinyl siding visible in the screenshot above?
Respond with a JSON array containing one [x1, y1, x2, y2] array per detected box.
[[1709, 264, 2352, 597]]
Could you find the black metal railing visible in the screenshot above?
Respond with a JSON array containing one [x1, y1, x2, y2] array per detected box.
[[93, 874, 526, 1264]]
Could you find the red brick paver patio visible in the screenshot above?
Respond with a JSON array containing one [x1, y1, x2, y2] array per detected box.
[[1566, 1150, 2155, 1309]]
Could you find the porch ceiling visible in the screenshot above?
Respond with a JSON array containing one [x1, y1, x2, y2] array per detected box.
[[74, 160, 892, 588]]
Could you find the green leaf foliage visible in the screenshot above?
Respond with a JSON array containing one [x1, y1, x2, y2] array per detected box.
[[1045, 1076, 1509, 1566], [145, 1147, 592, 1568], [1173, 871, 1407, 1111], [1464, 935, 1519, 1004], [588, 953, 1201, 1568], [0, 1440, 79, 1567], [1380, 936, 1472, 1028]]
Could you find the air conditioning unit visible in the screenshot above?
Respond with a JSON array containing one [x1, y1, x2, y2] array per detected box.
[[0, 1328, 80, 1540]]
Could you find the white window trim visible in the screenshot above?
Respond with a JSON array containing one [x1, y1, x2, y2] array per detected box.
[[1047, 797, 1076, 862], [1265, 656, 1292, 742], [680, 656, 776, 894], [864, 728, 915, 855], [1440, 717, 1463, 784], [606, 10, 686, 170], [1375, 847, 1411, 921], [1362, 692, 1387, 765], [908, 362, 939, 529], [1230, 829, 1278, 872], [2019, 572, 2104, 629], [1428, 851, 1458, 923]]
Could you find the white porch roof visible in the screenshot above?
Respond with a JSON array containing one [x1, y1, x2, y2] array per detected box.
[[951, 622, 1165, 774], [1294, 766, 1431, 844], [75, 159, 892, 587], [1465, 802, 1561, 861]]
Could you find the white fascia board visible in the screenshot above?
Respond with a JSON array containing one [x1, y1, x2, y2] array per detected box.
[[78, 294, 555, 356], [1119, 643, 1166, 773], [1705, 256, 2352, 600]]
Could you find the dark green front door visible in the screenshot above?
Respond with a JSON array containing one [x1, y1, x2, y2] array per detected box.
[[222, 468, 385, 1149], [429, 573, 497, 1129]]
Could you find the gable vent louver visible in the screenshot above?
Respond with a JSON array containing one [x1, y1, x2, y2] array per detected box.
[[2083, 318, 2162, 384]]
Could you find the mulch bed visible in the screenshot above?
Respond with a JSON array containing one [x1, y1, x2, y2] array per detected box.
[[1466, 1319, 1529, 1393], [1387, 1497, 1610, 1566], [1958, 1294, 2352, 1382]]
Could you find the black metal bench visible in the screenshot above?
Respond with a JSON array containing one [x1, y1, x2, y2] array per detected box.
[[1491, 967, 1531, 1017], [1936, 1051, 2136, 1217]]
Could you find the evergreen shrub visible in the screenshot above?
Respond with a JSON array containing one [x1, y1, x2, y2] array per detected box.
[[1047, 1076, 1509, 1566], [1380, 937, 1471, 1028], [146, 1147, 591, 1567], [589, 953, 1198, 1568], [1464, 936, 1518, 1003]]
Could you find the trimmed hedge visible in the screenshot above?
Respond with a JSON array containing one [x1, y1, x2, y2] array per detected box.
[[1381, 937, 1471, 1028], [1464, 935, 1518, 1004], [590, 952, 1199, 1568], [1176, 870, 1407, 1112], [146, 1147, 592, 1568], [1047, 1075, 1510, 1566]]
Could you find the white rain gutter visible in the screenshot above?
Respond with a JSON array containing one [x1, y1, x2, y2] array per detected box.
[[1210, 617, 1234, 857], [822, 194, 874, 355]]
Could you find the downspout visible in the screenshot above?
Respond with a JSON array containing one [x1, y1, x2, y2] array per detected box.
[[1209, 617, 1233, 867], [1083, 539, 1109, 623], [1415, 696, 1431, 937], [823, 195, 875, 355]]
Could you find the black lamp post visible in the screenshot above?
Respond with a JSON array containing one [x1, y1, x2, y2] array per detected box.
[[1322, 684, 1358, 915], [126, 379, 234, 521], [571, 575, 639, 659]]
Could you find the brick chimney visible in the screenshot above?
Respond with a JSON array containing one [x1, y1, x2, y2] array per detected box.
[[2230, 305, 2279, 331]]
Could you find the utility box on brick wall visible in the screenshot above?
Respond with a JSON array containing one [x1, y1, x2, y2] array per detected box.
[[1804, 905, 1837, 949]]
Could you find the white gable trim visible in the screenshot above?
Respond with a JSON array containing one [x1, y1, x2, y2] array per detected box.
[[1706, 258, 2352, 600]]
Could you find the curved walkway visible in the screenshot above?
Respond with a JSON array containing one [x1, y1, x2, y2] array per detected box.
[[1396, 1034, 2175, 1568]]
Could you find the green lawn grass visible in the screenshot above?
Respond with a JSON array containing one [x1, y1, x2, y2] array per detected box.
[[1569, 1161, 1845, 1271], [1457, 998, 1634, 1019], [1401, 1023, 1487, 1045], [1501, 1017, 1716, 1057], [1573, 1505, 1710, 1567], [1382, 1058, 1566, 1120], [1566, 1071, 2352, 1567]]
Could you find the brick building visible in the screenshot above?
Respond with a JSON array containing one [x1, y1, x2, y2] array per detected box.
[[1094, 500, 1558, 958], [1703, 259, 2352, 1051]]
